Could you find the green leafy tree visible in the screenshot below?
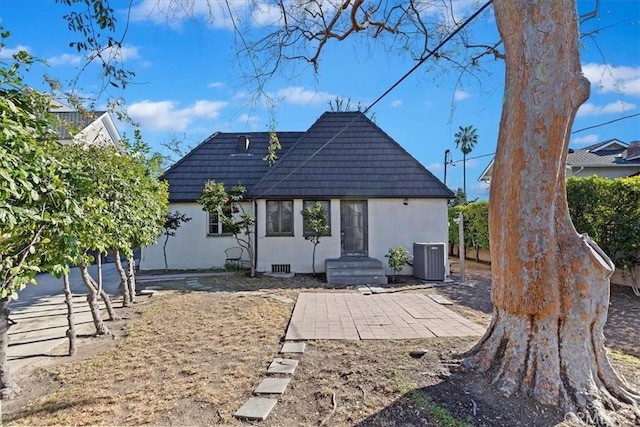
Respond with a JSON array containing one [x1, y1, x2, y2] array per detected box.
[[385, 246, 409, 283], [0, 34, 92, 398], [448, 188, 467, 207], [453, 125, 478, 196], [198, 180, 256, 277], [465, 201, 490, 262], [301, 202, 329, 275]]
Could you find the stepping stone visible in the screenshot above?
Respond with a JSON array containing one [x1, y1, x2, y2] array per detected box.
[[267, 358, 298, 375], [254, 377, 291, 395], [234, 397, 277, 421], [369, 287, 387, 294], [270, 295, 295, 304], [280, 342, 306, 354], [357, 287, 371, 295], [429, 294, 453, 305]]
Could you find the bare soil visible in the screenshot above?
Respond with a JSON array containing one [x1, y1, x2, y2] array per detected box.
[[2, 260, 639, 426]]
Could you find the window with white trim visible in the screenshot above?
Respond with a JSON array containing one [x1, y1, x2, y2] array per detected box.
[[208, 207, 232, 235], [302, 200, 331, 236], [266, 200, 294, 236]]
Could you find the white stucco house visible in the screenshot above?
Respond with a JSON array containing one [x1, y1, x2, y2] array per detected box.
[[139, 112, 454, 284]]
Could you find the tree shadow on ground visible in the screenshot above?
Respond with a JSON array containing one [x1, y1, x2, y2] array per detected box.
[[356, 371, 564, 427]]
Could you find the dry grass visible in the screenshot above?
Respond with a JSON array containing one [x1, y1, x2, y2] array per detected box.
[[8, 292, 292, 426]]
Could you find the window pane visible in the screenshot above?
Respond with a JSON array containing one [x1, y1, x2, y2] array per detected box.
[[303, 200, 331, 236], [281, 201, 293, 234]]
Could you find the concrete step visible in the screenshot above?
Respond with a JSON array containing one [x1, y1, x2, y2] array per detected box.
[[326, 274, 389, 286], [326, 267, 387, 277], [325, 257, 384, 270]]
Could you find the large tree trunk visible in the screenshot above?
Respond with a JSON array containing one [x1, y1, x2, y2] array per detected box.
[[463, 1, 640, 423], [0, 297, 19, 399], [114, 249, 130, 307], [79, 264, 110, 336], [63, 273, 77, 356]]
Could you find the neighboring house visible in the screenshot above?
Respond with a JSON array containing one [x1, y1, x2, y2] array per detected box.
[[49, 99, 122, 149], [478, 139, 640, 183], [139, 112, 454, 283]]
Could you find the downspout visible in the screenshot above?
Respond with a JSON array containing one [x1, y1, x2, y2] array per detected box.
[[253, 199, 258, 272]]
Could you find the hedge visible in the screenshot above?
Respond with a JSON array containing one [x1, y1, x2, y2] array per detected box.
[[448, 176, 640, 273]]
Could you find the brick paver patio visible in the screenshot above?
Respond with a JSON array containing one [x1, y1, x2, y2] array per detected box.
[[285, 292, 485, 340]]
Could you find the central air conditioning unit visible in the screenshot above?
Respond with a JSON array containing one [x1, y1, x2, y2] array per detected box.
[[413, 243, 446, 281]]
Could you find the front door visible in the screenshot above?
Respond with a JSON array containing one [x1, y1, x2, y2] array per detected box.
[[340, 201, 368, 256]]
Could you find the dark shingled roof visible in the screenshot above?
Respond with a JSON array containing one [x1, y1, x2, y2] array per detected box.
[[162, 131, 304, 202], [163, 112, 453, 202], [250, 112, 453, 199], [567, 139, 640, 167], [52, 111, 106, 140]]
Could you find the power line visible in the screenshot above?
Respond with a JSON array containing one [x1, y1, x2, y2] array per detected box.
[[253, 1, 493, 198], [572, 112, 640, 133], [452, 113, 640, 163]]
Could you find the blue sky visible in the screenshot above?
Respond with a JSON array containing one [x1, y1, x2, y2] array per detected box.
[[1, 0, 639, 200]]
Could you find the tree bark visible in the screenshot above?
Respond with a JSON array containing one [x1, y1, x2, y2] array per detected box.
[[126, 254, 137, 303], [114, 249, 130, 307], [0, 297, 19, 399], [463, 1, 640, 423], [63, 273, 77, 356], [79, 264, 110, 336]]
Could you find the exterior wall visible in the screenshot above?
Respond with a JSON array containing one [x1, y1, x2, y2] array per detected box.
[[368, 199, 450, 276], [139, 202, 247, 270], [255, 199, 342, 274], [569, 166, 640, 179], [74, 113, 121, 149], [256, 198, 449, 275], [142, 198, 450, 275]]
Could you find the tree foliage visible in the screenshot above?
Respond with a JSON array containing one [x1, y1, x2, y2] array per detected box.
[[301, 202, 329, 275], [162, 211, 192, 270], [198, 180, 256, 276], [454, 125, 478, 196], [567, 176, 640, 275], [385, 245, 409, 282]]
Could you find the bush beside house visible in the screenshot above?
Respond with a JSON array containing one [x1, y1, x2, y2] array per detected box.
[[449, 176, 640, 287]]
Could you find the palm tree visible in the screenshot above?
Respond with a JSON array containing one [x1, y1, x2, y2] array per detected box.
[[454, 125, 478, 197]]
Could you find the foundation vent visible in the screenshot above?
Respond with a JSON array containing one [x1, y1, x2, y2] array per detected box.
[[271, 264, 291, 274]]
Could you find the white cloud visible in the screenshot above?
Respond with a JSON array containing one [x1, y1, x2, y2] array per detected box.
[[0, 44, 30, 59], [251, 2, 283, 26], [128, 99, 228, 131], [101, 44, 140, 62], [390, 99, 403, 107], [209, 81, 225, 89], [428, 162, 443, 172], [582, 63, 640, 96], [129, 0, 240, 29], [577, 101, 636, 117], [47, 53, 83, 66], [274, 86, 335, 105], [454, 89, 470, 101], [237, 113, 260, 127], [571, 134, 599, 145]]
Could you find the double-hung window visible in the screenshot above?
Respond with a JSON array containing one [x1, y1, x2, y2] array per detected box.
[[266, 200, 294, 236], [208, 206, 232, 235], [302, 200, 331, 236]]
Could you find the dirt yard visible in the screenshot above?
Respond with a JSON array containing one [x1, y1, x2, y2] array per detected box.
[[2, 260, 639, 426]]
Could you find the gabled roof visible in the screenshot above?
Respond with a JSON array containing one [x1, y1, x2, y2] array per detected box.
[[162, 131, 304, 202], [164, 112, 452, 202], [478, 138, 640, 182], [250, 112, 453, 198], [567, 139, 639, 167], [51, 110, 107, 140]]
